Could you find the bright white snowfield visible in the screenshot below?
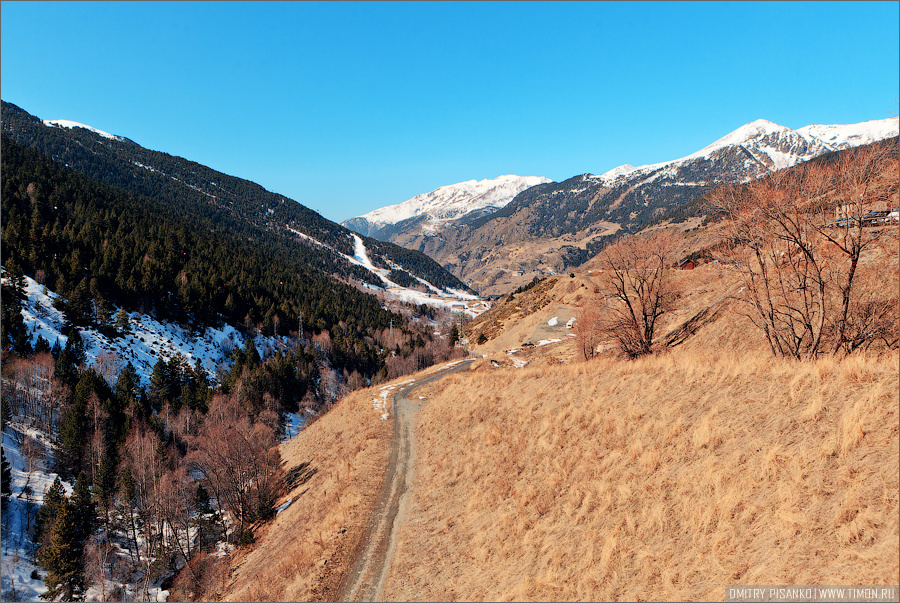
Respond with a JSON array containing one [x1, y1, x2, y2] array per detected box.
[[345, 174, 552, 235]]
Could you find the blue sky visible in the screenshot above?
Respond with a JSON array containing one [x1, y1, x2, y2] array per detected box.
[[2, 1, 898, 222]]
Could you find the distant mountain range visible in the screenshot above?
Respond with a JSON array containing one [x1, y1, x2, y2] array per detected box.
[[343, 174, 551, 240], [344, 117, 899, 294]]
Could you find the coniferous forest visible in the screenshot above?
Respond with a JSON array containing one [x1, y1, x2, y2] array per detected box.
[[0, 101, 471, 296], [1, 103, 467, 600]]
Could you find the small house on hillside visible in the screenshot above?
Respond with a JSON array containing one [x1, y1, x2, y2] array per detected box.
[[677, 259, 696, 270]]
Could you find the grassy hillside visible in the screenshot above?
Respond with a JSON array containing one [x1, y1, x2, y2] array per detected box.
[[382, 349, 899, 600], [202, 143, 898, 602], [204, 226, 897, 602]]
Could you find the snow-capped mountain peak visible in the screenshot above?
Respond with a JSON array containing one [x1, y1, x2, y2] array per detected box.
[[590, 116, 899, 186], [343, 174, 551, 238], [796, 119, 900, 150]]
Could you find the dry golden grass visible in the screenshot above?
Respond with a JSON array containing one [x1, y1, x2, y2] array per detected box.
[[381, 349, 899, 601], [209, 227, 897, 602], [215, 376, 401, 602]]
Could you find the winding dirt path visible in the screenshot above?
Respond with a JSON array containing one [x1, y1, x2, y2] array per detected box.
[[338, 358, 475, 602]]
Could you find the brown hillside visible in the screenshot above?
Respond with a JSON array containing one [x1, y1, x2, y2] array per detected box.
[[381, 350, 899, 601], [206, 225, 897, 603], [207, 146, 898, 602]]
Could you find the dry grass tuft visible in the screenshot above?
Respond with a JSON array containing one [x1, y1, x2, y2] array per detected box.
[[380, 349, 899, 601]]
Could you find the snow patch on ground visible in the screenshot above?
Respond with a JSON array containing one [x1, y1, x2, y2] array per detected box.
[[1, 423, 66, 601], [370, 379, 416, 420], [505, 349, 528, 368], [276, 497, 293, 516], [281, 411, 308, 442], [8, 271, 293, 388]]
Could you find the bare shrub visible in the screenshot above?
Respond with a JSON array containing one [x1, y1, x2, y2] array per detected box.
[[593, 231, 681, 358], [574, 302, 603, 360], [186, 393, 282, 541]]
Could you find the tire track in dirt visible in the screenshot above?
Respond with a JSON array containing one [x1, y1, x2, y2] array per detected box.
[[338, 358, 475, 602]]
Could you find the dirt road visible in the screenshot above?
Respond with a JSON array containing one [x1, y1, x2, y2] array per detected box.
[[337, 358, 475, 602]]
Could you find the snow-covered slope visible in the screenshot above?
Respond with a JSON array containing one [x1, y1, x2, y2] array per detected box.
[[343, 174, 551, 239], [289, 230, 489, 317], [590, 117, 899, 186], [796, 119, 900, 150], [6, 271, 294, 388]]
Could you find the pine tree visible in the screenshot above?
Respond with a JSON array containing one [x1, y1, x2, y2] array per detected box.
[[1, 396, 11, 431], [1, 265, 30, 353], [56, 397, 88, 480], [64, 328, 86, 367], [34, 334, 52, 354], [69, 473, 95, 545], [53, 347, 78, 389], [39, 498, 85, 601], [66, 278, 91, 326], [93, 448, 117, 512], [114, 307, 129, 333], [1, 447, 11, 511], [35, 476, 66, 544], [149, 357, 171, 412]]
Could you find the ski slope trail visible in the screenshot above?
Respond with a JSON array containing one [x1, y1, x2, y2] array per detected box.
[[338, 358, 476, 602]]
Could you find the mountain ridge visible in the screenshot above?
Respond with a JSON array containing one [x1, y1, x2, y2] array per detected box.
[[352, 116, 898, 294], [343, 174, 552, 240]]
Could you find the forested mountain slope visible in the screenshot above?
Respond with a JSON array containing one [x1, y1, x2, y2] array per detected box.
[[1, 136, 394, 337], [1, 111, 472, 602], [0, 101, 471, 296]]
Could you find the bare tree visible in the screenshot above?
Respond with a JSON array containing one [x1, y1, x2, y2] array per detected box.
[[121, 423, 163, 576], [593, 231, 681, 358], [709, 141, 899, 359], [87, 392, 107, 483], [156, 467, 198, 581], [21, 435, 44, 535], [94, 351, 122, 388], [574, 302, 604, 361], [813, 143, 899, 354], [187, 393, 282, 542], [84, 533, 115, 602]]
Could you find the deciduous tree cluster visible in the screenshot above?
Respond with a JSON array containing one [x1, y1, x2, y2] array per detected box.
[[707, 141, 899, 359]]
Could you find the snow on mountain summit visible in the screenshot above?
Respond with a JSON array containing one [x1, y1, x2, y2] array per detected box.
[[590, 116, 899, 186], [796, 119, 900, 150], [42, 118, 128, 143], [344, 174, 551, 236]]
